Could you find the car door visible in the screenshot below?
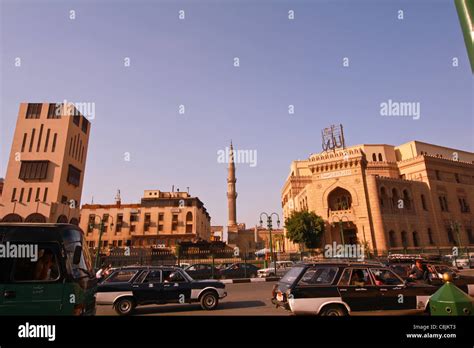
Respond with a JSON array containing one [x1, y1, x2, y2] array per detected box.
[[134, 270, 164, 304], [2, 243, 64, 315], [370, 268, 408, 310], [337, 267, 380, 312], [162, 269, 191, 303]]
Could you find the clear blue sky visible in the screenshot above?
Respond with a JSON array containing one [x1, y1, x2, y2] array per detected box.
[[1, 0, 472, 228]]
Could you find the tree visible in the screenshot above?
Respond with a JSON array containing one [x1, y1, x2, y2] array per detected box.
[[284, 211, 325, 249]]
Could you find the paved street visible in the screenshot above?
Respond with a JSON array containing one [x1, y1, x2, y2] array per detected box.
[[97, 281, 287, 316]]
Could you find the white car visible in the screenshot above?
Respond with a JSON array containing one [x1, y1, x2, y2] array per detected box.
[[444, 254, 471, 269], [257, 261, 295, 278]]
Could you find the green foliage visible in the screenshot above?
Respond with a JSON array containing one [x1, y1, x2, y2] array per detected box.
[[284, 211, 325, 249]]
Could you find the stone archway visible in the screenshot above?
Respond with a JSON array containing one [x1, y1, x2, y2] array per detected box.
[[25, 213, 47, 223], [1, 213, 23, 222], [70, 217, 79, 226]]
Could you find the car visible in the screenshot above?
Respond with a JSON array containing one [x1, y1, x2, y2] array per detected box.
[[388, 262, 474, 296], [443, 254, 470, 269], [184, 263, 220, 279], [219, 263, 259, 279], [96, 266, 227, 315], [257, 261, 294, 278], [271, 261, 438, 316]]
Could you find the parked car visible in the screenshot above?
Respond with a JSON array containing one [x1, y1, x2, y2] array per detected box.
[[216, 263, 233, 270], [271, 261, 438, 316], [96, 266, 227, 315], [184, 263, 220, 279], [258, 261, 294, 278], [443, 254, 471, 269], [220, 263, 259, 279]]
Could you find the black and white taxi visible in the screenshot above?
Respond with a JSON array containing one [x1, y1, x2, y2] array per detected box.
[[97, 266, 227, 315], [271, 261, 438, 316]]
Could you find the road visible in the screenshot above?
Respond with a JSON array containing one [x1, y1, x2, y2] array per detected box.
[[96, 280, 429, 316], [96, 281, 287, 316]]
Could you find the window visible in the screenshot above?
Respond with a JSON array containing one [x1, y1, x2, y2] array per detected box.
[[378, 153, 383, 161], [19, 160, 49, 181], [47, 103, 61, 119], [158, 213, 164, 221], [172, 214, 178, 231], [19, 188, 24, 203], [401, 231, 408, 248], [297, 267, 338, 286], [439, 195, 449, 212], [338, 268, 352, 286], [348, 268, 373, 286], [36, 124, 43, 152], [43, 129, 50, 152], [130, 213, 139, 222], [427, 228, 434, 245], [87, 215, 95, 233], [27, 188, 32, 202], [51, 133, 57, 152], [81, 117, 89, 134], [402, 189, 411, 210], [467, 228, 474, 244], [35, 187, 40, 201], [458, 197, 470, 213], [28, 128, 36, 152], [11, 188, 17, 202], [370, 269, 403, 286], [12, 247, 60, 281], [61, 195, 68, 204], [388, 230, 396, 247], [446, 226, 455, 245], [144, 213, 151, 232], [43, 187, 48, 202], [142, 270, 162, 283], [421, 194, 427, 211], [105, 270, 138, 283], [435, 170, 441, 180], [26, 103, 42, 119], [412, 231, 419, 247], [372, 153, 377, 161], [116, 214, 123, 232], [21, 133, 27, 152], [454, 173, 460, 184], [67, 165, 81, 186]]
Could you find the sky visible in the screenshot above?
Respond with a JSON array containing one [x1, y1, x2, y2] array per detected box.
[[1, 0, 473, 230]]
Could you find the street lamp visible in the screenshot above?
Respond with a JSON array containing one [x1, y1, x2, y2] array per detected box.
[[35, 198, 41, 213], [450, 220, 463, 267], [90, 214, 114, 269], [331, 215, 349, 248], [259, 212, 280, 277]]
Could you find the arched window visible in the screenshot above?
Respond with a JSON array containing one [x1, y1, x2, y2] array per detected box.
[[378, 153, 383, 161], [412, 231, 419, 247], [380, 187, 388, 208], [328, 187, 352, 211], [391, 188, 400, 207], [57, 215, 68, 223], [421, 194, 427, 211], [401, 231, 408, 248], [388, 230, 397, 248], [402, 189, 412, 210], [372, 153, 377, 162], [185, 212, 193, 233]]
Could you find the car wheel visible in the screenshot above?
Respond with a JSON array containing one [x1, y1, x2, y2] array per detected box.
[[200, 291, 219, 310], [319, 305, 348, 316], [114, 297, 135, 316]]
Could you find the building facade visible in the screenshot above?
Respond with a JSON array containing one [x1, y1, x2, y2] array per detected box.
[[0, 102, 90, 224], [80, 189, 211, 249], [282, 141, 474, 254]]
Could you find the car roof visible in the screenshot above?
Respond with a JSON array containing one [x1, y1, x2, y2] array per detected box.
[[116, 265, 180, 271], [295, 260, 384, 268]]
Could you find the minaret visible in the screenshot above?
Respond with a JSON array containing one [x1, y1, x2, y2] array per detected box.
[[227, 141, 237, 227]]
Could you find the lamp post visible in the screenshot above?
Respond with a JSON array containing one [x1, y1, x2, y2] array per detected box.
[[450, 220, 463, 267], [12, 199, 18, 214], [331, 215, 349, 248], [35, 198, 41, 213], [259, 212, 280, 277], [90, 214, 114, 270]]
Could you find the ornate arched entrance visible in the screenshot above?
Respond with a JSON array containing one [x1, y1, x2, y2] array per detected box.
[[1, 213, 23, 222], [25, 213, 47, 223], [57, 215, 68, 223]]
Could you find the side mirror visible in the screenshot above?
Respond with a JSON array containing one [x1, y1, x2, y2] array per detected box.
[[73, 245, 82, 265]]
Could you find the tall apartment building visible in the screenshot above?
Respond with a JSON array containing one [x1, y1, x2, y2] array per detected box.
[[282, 140, 474, 254], [80, 189, 211, 249], [0, 102, 91, 223]]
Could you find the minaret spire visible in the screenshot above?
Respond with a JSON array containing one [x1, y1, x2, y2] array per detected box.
[[227, 141, 237, 227]]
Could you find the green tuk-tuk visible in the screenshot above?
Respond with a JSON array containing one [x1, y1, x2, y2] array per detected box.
[[0, 223, 97, 315]]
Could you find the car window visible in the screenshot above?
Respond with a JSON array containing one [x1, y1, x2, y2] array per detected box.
[[143, 270, 161, 283], [370, 268, 403, 286], [12, 247, 60, 282], [280, 266, 304, 284], [297, 267, 338, 286], [349, 268, 372, 286], [338, 268, 352, 286], [106, 270, 138, 283], [188, 266, 196, 271]]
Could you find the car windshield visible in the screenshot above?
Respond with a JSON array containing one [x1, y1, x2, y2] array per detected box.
[[280, 266, 304, 284], [64, 236, 94, 279]]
